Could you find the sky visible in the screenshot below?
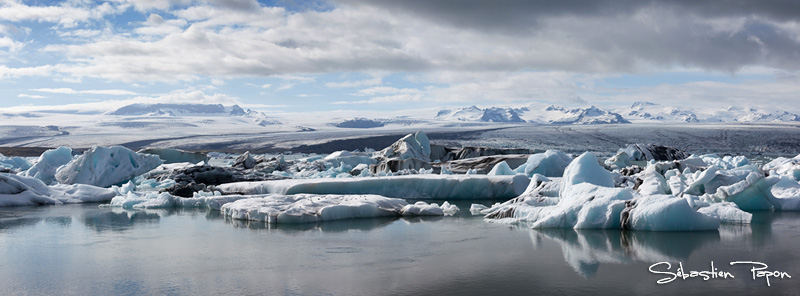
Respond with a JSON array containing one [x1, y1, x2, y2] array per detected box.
[[0, 0, 799, 114]]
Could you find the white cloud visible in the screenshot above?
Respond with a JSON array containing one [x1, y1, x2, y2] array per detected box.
[[0, 65, 55, 79], [17, 94, 45, 99], [0, 89, 241, 113], [32, 88, 138, 95], [326, 76, 382, 88]]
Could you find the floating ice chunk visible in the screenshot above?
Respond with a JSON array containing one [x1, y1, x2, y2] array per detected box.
[[532, 184, 632, 229], [684, 166, 718, 195], [696, 202, 752, 224], [604, 151, 632, 170], [324, 150, 374, 169], [440, 201, 459, 216], [623, 195, 720, 231], [561, 152, 613, 194], [0, 173, 116, 207], [221, 194, 437, 223], [763, 155, 800, 181], [770, 177, 800, 210], [374, 131, 431, 161], [0, 154, 31, 171], [637, 165, 670, 195], [401, 201, 445, 216], [55, 146, 163, 187], [218, 174, 530, 200], [703, 172, 781, 210], [21, 147, 73, 185], [488, 161, 515, 176], [701, 154, 750, 170], [470, 203, 489, 215], [107, 191, 251, 210], [514, 150, 572, 177]]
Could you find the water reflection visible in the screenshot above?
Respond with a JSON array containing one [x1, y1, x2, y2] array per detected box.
[[223, 215, 399, 232], [531, 229, 721, 278], [82, 208, 162, 232], [0, 210, 42, 232]]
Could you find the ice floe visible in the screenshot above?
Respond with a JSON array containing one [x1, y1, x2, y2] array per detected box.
[[221, 194, 456, 223]]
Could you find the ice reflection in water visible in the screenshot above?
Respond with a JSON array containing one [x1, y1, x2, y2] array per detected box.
[[531, 229, 721, 277]]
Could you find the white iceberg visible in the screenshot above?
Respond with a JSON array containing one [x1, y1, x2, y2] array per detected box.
[[221, 194, 452, 223], [54, 146, 163, 187], [487, 161, 515, 176], [0, 154, 31, 171], [21, 146, 74, 185], [0, 173, 116, 207], [763, 155, 800, 181], [696, 202, 753, 224], [561, 152, 614, 194], [374, 131, 431, 161], [106, 191, 250, 210], [514, 150, 572, 177]]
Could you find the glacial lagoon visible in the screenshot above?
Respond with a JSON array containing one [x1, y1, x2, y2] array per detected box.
[[2, 201, 798, 296]]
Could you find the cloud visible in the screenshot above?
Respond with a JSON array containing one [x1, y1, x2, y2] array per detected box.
[[17, 94, 45, 99], [326, 76, 382, 88], [0, 65, 55, 79], [0, 90, 241, 113], [32, 88, 138, 95]]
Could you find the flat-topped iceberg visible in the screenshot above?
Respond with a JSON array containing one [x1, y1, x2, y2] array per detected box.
[[218, 174, 530, 199], [0, 173, 116, 207], [221, 194, 456, 223]]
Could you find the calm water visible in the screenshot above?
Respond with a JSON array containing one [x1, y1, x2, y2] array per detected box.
[[1, 202, 799, 296]]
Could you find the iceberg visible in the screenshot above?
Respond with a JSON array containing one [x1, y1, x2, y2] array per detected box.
[[622, 195, 720, 231], [0, 173, 116, 207], [763, 155, 800, 181], [218, 174, 530, 200], [106, 191, 250, 210], [696, 202, 752, 224], [514, 150, 572, 177], [221, 194, 452, 223], [54, 146, 164, 187], [21, 146, 74, 185], [561, 152, 614, 194], [374, 131, 431, 162], [0, 154, 31, 172], [487, 161, 515, 176]]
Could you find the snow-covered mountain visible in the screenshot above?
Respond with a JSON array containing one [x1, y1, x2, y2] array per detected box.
[[619, 102, 699, 123], [109, 103, 245, 116], [435, 105, 629, 125], [704, 106, 800, 123], [617, 102, 800, 123], [435, 106, 527, 123], [540, 105, 630, 125]]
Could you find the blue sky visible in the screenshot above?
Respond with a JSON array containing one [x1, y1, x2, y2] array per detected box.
[[0, 0, 798, 113]]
